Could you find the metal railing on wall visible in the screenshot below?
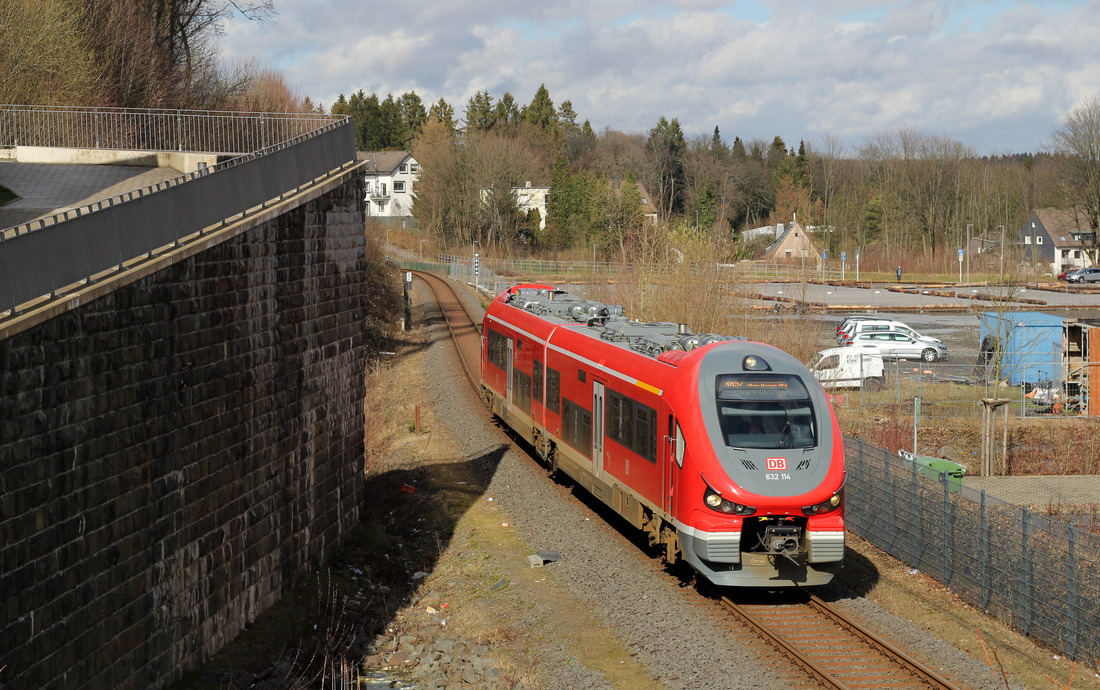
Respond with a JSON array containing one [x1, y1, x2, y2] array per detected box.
[[433, 253, 844, 282], [845, 436, 1100, 664], [0, 105, 341, 155], [0, 117, 356, 315]]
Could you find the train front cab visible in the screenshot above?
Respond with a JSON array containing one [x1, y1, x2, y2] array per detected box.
[[666, 344, 846, 588]]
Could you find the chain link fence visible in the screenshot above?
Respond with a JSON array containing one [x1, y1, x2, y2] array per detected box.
[[845, 436, 1100, 664], [830, 352, 1083, 427]]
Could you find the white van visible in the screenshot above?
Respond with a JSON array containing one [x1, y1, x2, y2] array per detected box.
[[809, 345, 886, 391]]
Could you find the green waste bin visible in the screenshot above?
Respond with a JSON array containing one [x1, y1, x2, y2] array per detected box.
[[898, 450, 966, 492]]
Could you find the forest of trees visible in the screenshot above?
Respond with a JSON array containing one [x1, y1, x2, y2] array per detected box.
[[336, 82, 1092, 272]]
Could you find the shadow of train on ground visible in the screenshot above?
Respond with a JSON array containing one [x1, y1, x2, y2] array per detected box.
[[175, 447, 508, 689], [554, 460, 881, 605]]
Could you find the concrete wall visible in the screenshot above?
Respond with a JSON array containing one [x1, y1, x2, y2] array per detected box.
[[0, 175, 368, 688], [15, 146, 222, 173]]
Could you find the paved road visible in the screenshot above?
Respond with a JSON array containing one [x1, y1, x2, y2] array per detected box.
[[0, 160, 180, 230], [752, 280, 1100, 311]]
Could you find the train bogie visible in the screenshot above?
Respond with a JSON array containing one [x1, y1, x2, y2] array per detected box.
[[481, 284, 845, 587]]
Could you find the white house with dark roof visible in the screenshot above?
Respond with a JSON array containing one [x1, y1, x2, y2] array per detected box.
[[357, 151, 419, 217], [1020, 208, 1096, 274]]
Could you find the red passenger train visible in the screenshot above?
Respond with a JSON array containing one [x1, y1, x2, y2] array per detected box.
[[480, 284, 845, 587]]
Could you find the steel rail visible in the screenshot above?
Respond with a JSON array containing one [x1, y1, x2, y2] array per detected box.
[[409, 270, 483, 395], [807, 594, 960, 690], [719, 593, 961, 690], [719, 596, 846, 690]]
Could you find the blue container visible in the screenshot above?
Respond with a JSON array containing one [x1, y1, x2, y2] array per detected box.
[[977, 312, 1063, 386]]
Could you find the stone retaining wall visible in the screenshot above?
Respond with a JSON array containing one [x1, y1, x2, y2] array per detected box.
[[0, 175, 367, 688]]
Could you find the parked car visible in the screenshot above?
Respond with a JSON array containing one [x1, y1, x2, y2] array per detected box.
[[1057, 268, 1078, 281], [847, 331, 949, 362], [1068, 267, 1100, 283], [837, 319, 944, 346]]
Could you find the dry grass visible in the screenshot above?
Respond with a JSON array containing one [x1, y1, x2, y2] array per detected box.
[[836, 396, 1100, 476], [362, 359, 407, 474]]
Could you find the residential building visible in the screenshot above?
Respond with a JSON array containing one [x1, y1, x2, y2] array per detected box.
[[1020, 208, 1096, 274], [358, 151, 419, 218], [763, 221, 819, 265], [515, 182, 550, 230], [743, 224, 779, 243], [634, 182, 659, 225]]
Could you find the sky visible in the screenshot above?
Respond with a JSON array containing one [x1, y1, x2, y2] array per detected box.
[[219, 0, 1100, 156]]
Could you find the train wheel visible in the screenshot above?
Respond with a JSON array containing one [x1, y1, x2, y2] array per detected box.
[[660, 525, 681, 564]]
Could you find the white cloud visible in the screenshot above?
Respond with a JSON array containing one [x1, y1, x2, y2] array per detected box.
[[217, 0, 1100, 153]]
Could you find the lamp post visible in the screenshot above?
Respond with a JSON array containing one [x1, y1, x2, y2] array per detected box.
[[419, 239, 424, 259], [966, 223, 972, 283], [997, 225, 1005, 283]]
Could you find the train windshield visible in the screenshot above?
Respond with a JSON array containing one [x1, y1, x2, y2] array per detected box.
[[715, 374, 816, 449]]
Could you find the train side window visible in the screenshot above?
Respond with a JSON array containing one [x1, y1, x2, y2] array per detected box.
[[487, 330, 508, 371], [533, 360, 544, 405], [578, 370, 586, 383], [512, 368, 532, 414], [606, 389, 657, 463], [546, 367, 561, 414], [561, 398, 592, 458]]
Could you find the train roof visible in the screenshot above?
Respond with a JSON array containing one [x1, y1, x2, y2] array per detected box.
[[499, 285, 744, 360]]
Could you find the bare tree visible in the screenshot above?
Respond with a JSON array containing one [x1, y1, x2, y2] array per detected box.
[[1047, 96, 1100, 262], [0, 0, 105, 105], [76, 0, 274, 107]]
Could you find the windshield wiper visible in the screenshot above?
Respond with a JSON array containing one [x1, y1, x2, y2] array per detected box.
[[775, 419, 792, 449]]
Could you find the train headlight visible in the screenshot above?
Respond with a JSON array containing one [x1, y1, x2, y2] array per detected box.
[[703, 485, 756, 516], [802, 488, 843, 516], [743, 355, 771, 371]]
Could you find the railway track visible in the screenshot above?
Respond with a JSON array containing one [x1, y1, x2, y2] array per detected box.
[[717, 590, 961, 689], [412, 270, 961, 690], [409, 270, 483, 394]]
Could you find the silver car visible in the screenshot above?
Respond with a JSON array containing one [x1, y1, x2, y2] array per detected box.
[[1068, 267, 1100, 283], [848, 332, 949, 362]]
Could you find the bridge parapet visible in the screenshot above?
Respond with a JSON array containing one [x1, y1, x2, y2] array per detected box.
[[0, 111, 356, 317], [0, 104, 341, 154]]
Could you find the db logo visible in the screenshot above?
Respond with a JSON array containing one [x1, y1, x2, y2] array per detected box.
[[766, 457, 788, 471]]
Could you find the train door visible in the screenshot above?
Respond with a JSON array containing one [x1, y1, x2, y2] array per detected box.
[[593, 381, 605, 479], [506, 338, 514, 405], [666, 414, 684, 513]]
